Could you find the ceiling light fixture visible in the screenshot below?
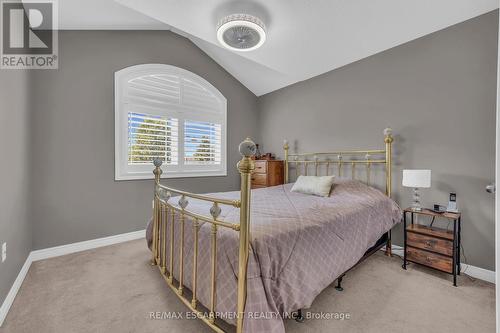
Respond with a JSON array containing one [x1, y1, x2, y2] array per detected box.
[[216, 14, 266, 52]]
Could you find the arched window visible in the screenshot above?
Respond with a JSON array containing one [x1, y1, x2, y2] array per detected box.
[[115, 64, 227, 180]]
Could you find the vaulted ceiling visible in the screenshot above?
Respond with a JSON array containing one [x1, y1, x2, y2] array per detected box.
[[60, 0, 498, 96]]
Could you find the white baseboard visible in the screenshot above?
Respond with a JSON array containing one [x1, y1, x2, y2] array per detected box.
[[0, 253, 32, 327], [0, 229, 145, 327], [30, 229, 146, 262], [460, 264, 496, 284], [382, 245, 496, 284]]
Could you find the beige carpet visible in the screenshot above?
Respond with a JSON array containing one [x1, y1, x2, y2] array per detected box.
[[0, 240, 494, 333]]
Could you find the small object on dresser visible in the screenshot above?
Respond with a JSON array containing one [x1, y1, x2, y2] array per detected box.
[[402, 208, 461, 286], [262, 153, 274, 160], [446, 192, 458, 213], [402, 169, 431, 211], [431, 204, 446, 213], [255, 144, 262, 159]]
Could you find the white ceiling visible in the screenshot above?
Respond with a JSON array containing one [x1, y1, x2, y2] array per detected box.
[[58, 0, 169, 30], [60, 0, 498, 96]]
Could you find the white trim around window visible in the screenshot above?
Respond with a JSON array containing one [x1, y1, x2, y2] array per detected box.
[[115, 64, 227, 180]]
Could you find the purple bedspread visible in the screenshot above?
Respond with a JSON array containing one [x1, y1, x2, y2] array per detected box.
[[146, 179, 402, 332]]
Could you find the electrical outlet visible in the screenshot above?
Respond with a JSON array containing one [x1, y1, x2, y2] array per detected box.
[[2, 242, 6, 263]]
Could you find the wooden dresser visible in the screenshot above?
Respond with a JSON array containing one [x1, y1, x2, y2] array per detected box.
[[251, 160, 284, 189], [403, 208, 461, 286]]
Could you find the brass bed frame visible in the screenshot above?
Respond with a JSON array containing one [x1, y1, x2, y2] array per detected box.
[[150, 128, 394, 333]]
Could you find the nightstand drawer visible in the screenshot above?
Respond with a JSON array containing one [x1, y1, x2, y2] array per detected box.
[[407, 232, 453, 256], [406, 246, 453, 273], [250, 160, 284, 189], [251, 173, 267, 186], [254, 161, 267, 174]]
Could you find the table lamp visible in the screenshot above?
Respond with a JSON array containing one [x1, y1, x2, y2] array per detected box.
[[402, 169, 431, 211]]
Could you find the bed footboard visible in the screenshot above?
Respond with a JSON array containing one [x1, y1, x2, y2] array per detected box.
[[150, 138, 256, 333]]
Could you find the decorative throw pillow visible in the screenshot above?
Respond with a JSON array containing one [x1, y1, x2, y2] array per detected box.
[[290, 175, 335, 197]]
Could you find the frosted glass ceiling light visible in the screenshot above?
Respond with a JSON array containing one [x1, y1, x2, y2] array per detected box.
[[216, 14, 266, 52]]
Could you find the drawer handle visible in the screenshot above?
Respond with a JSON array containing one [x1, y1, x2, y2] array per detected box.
[[425, 256, 433, 263], [425, 240, 434, 247]]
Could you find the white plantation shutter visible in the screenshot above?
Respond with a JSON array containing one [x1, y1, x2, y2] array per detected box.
[[127, 112, 179, 165], [115, 64, 227, 180], [184, 120, 222, 165]]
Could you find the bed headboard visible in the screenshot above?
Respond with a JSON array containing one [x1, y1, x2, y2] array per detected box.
[[283, 128, 393, 197]]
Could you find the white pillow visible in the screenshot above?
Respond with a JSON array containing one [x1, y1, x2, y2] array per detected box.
[[291, 175, 335, 197]]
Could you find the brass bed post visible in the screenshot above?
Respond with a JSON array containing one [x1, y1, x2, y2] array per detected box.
[[236, 138, 256, 333], [178, 201, 186, 296], [191, 218, 199, 309], [209, 223, 218, 323], [161, 205, 167, 274], [151, 198, 158, 265], [283, 140, 289, 183], [384, 128, 393, 256], [169, 209, 175, 283], [152, 159, 163, 265]]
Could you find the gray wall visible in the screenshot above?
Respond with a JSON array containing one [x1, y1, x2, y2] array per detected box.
[[0, 70, 32, 306], [258, 11, 498, 270], [1, 10, 497, 310], [30, 31, 259, 250]]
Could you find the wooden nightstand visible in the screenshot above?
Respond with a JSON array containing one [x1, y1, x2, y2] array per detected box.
[[251, 160, 284, 189], [403, 208, 461, 286]]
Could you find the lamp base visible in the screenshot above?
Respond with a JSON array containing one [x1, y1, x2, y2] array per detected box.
[[411, 188, 422, 211]]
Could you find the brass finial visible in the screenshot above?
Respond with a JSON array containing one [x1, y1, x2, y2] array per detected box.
[[210, 202, 222, 219], [384, 127, 393, 143], [238, 137, 256, 157], [153, 158, 163, 179], [153, 158, 163, 167], [178, 195, 188, 209], [237, 138, 256, 174], [283, 139, 289, 151]]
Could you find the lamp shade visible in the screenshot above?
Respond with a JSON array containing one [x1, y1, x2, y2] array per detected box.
[[402, 169, 431, 188]]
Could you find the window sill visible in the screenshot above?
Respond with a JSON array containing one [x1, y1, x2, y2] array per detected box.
[[115, 170, 228, 181]]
